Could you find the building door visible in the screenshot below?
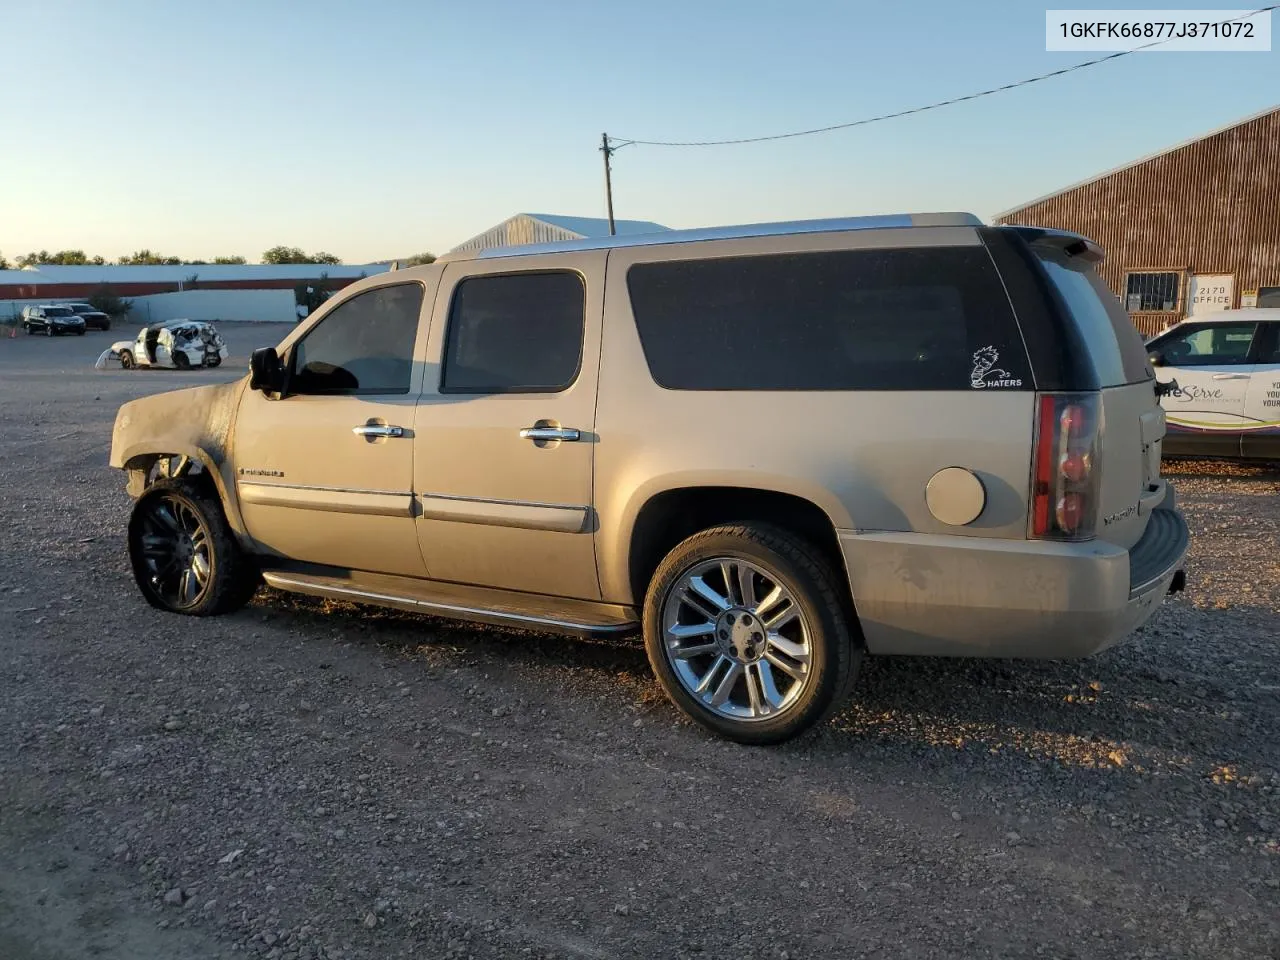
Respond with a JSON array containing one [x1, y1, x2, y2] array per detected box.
[[1186, 274, 1235, 316]]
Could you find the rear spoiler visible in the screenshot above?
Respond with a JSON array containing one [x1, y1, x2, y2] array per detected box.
[[997, 225, 1104, 264]]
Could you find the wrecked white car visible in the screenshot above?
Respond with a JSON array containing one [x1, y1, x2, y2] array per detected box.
[[97, 321, 228, 371]]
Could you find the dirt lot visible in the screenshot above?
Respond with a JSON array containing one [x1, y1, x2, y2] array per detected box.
[[1, 322, 1278, 960]]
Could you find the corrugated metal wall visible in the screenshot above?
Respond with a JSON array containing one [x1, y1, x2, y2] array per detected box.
[[450, 215, 584, 253], [998, 108, 1280, 338]]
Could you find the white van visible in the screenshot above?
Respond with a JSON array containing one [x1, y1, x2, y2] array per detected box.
[[1146, 308, 1280, 459]]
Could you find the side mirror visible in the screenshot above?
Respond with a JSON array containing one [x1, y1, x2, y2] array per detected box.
[[1147, 350, 1164, 368], [249, 347, 285, 393]]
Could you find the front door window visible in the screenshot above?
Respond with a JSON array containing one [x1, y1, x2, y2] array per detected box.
[[290, 283, 423, 395]]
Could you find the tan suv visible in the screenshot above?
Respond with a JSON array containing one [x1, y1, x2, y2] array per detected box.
[[109, 213, 1189, 743]]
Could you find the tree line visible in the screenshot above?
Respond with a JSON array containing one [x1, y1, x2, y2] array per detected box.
[[0, 246, 355, 269]]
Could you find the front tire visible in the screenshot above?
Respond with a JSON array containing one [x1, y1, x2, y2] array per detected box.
[[119, 350, 134, 369], [45, 325, 53, 337], [174, 352, 191, 370], [128, 479, 260, 616], [642, 523, 862, 745]]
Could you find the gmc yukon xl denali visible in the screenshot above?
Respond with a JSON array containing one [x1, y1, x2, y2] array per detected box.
[[109, 213, 1189, 743]]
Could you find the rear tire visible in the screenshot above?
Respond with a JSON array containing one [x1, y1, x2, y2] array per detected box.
[[642, 522, 862, 745], [127, 479, 260, 616]]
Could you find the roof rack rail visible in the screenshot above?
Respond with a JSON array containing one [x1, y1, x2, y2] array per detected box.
[[436, 212, 984, 262]]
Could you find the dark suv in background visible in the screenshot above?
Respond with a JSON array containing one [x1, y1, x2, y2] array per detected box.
[[63, 302, 113, 330], [20, 305, 86, 336]]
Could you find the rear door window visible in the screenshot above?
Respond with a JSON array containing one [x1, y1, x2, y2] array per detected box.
[[1035, 251, 1152, 386], [441, 271, 585, 394], [625, 247, 1027, 391]]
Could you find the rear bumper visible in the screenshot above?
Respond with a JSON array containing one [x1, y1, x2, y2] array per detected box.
[[839, 502, 1189, 659]]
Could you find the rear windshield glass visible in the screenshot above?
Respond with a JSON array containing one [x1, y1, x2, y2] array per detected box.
[[1035, 250, 1151, 386], [626, 246, 1030, 391]]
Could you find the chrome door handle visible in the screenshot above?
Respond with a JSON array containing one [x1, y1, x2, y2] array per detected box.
[[352, 424, 405, 438], [519, 426, 580, 442], [1211, 373, 1251, 380]]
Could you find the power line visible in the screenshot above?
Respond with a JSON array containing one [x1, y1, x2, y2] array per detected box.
[[608, 5, 1277, 149]]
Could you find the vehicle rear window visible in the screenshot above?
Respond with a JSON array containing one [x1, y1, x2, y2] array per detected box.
[[625, 247, 1029, 391], [1034, 251, 1151, 386]]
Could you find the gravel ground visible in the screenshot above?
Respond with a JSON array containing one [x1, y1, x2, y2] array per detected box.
[[1, 323, 1278, 959]]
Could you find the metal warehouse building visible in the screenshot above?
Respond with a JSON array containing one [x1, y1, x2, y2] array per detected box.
[[997, 105, 1280, 338], [449, 213, 670, 254]]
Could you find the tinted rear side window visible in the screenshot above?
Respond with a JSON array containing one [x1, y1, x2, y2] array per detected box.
[[625, 247, 1028, 391], [1035, 251, 1152, 386], [441, 271, 585, 393]]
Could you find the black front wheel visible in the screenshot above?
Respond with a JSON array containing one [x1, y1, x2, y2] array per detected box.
[[127, 480, 260, 616], [44, 325, 53, 337], [173, 352, 191, 370]]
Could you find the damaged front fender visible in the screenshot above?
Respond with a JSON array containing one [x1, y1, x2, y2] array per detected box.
[[110, 379, 251, 541]]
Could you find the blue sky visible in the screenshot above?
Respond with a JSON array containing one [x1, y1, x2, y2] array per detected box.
[[1, 0, 1275, 263]]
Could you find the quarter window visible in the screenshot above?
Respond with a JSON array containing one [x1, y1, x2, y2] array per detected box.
[[441, 271, 585, 393], [1157, 322, 1257, 366], [290, 283, 423, 395], [625, 247, 1028, 391], [1125, 272, 1180, 312], [1252, 324, 1280, 364]]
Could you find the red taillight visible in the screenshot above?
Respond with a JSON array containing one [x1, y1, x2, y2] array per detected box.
[[1031, 393, 1102, 541], [1056, 492, 1085, 533], [1032, 397, 1057, 536], [1060, 452, 1090, 483]]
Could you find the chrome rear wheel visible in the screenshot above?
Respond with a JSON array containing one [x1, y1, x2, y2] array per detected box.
[[662, 558, 812, 722], [643, 523, 862, 745]]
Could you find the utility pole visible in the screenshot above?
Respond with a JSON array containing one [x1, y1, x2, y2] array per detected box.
[[600, 133, 616, 236]]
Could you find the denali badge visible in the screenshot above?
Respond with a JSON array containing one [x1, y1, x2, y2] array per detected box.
[[1103, 504, 1137, 526], [970, 346, 1023, 389]]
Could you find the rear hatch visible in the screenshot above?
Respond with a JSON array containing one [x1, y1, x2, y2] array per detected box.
[[1031, 243, 1163, 551]]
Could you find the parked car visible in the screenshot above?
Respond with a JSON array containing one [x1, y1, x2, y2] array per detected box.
[[1147, 308, 1280, 459], [108, 213, 1189, 744], [62, 302, 113, 330], [21, 304, 86, 336], [101, 320, 228, 370]]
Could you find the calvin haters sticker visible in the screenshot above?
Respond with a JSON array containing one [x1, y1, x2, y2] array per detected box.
[[970, 347, 1023, 389]]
